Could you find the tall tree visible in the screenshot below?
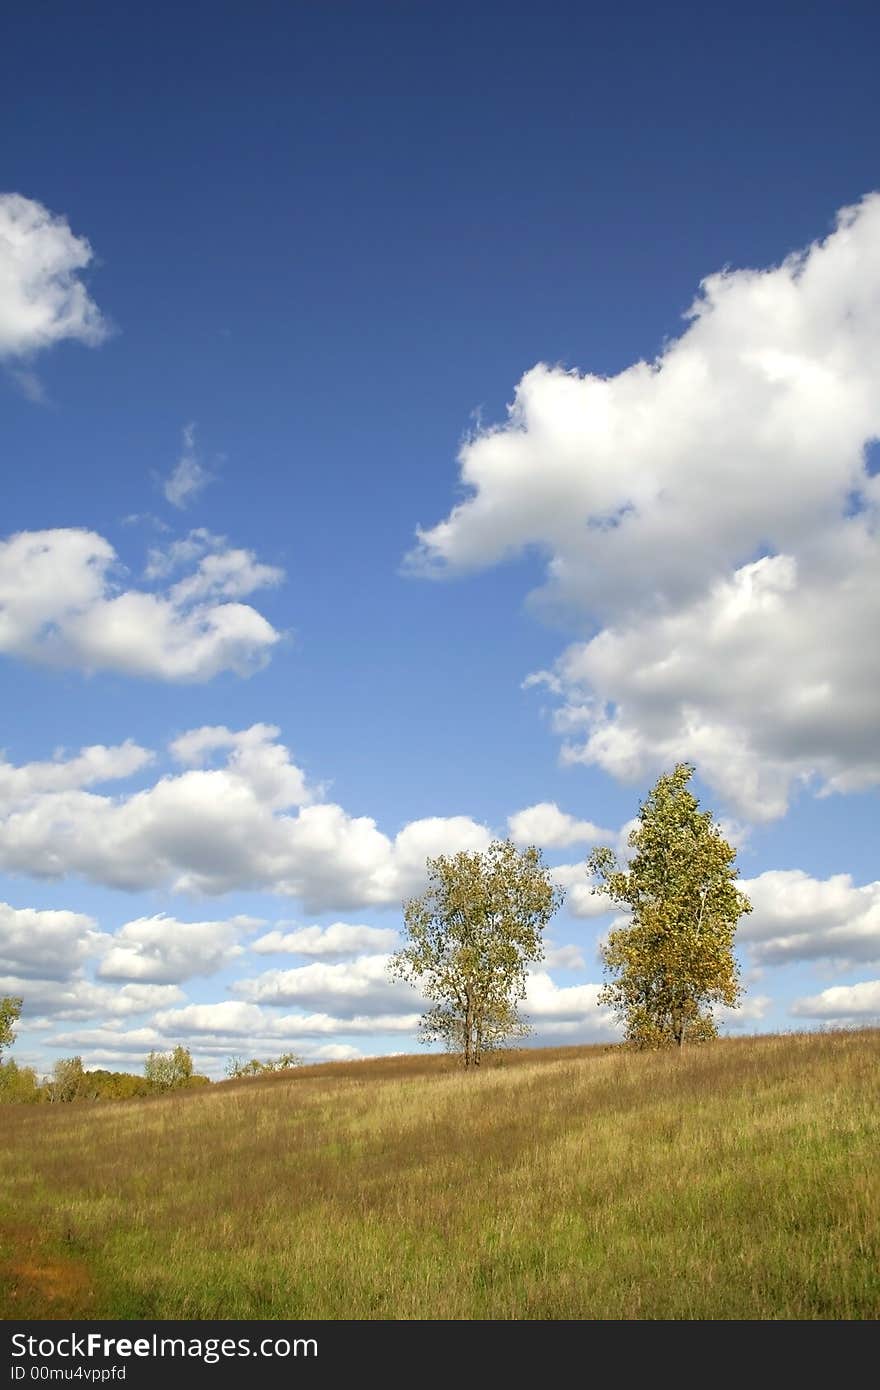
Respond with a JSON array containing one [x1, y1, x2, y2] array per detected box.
[[390, 839, 563, 1067], [0, 996, 22, 1060], [588, 764, 751, 1049]]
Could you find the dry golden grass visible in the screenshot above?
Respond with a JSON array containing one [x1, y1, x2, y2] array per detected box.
[[1, 1029, 878, 1320]]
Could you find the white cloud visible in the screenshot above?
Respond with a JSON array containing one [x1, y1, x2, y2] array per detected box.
[[163, 423, 212, 509], [234, 954, 418, 1015], [98, 913, 256, 984], [251, 923, 400, 958], [146, 529, 283, 605], [522, 971, 616, 1036], [110, 984, 187, 1013], [388, 816, 494, 891], [0, 739, 152, 804], [170, 549, 282, 604], [0, 901, 106, 979], [715, 994, 773, 1029], [550, 862, 617, 918], [0, 724, 493, 911], [507, 801, 612, 848], [168, 723, 312, 806], [144, 528, 219, 580], [543, 943, 586, 970], [407, 195, 880, 820], [0, 193, 107, 360], [552, 546, 880, 820], [740, 870, 880, 967], [152, 1000, 420, 1038], [0, 975, 184, 1022], [0, 528, 282, 681], [791, 980, 880, 1020], [46, 1025, 163, 1053]]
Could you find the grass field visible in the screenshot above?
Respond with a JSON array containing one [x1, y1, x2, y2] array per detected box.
[[1, 1028, 878, 1320]]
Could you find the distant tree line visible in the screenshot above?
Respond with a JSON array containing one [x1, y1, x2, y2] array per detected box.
[[225, 1052, 301, 1078], [0, 1022, 212, 1103], [0, 1005, 300, 1103]]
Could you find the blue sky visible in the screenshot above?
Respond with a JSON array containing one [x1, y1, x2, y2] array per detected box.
[[2, 2, 879, 1076]]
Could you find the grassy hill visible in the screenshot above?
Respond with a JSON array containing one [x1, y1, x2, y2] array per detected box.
[[1, 1029, 878, 1320]]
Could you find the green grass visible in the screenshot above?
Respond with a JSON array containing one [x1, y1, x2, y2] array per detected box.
[[1, 1029, 878, 1319]]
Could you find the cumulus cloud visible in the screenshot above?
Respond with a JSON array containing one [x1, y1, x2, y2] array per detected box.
[[552, 546, 880, 820], [550, 862, 617, 918], [0, 892, 189, 1026], [0, 740, 151, 804], [168, 723, 312, 805], [0, 901, 106, 980], [715, 994, 773, 1029], [522, 971, 616, 1036], [234, 954, 418, 1015], [98, 913, 257, 984], [251, 923, 400, 958], [48, 1025, 163, 1053], [791, 980, 880, 1021], [407, 195, 880, 819], [0, 527, 282, 681], [163, 423, 212, 509], [507, 802, 612, 848], [740, 870, 880, 968], [0, 974, 184, 1022], [152, 1001, 420, 1038], [0, 724, 493, 911], [0, 193, 107, 361]]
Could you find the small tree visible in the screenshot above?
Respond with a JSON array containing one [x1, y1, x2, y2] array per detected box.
[[226, 1052, 301, 1079], [226, 1056, 259, 1078], [588, 764, 751, 1049], [145, 1045, 194, 1091], [389, 839, 563, 1068], [0, 1060, 41, 1103], [0, 996, 22, 1060], [50, 1055, 85, 1102]]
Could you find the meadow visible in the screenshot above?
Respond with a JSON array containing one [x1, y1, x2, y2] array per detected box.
[[1, 1028, 877, 1320]]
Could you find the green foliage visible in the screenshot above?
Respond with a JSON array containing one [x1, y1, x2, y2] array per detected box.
[[389, 839, 563, 1067], [49, 1055, 86, 1102], [225, 1052, 301, 1079], [2, 1048, 202, 1105], [69, 1069, 153, 1102], [588, 764, 751, 1049], [0, 996, 22, 1059], [0, 1059, 42, 1103], [145, 1045, 195, 1091]]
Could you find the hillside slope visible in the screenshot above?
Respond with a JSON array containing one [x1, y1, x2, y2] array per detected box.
[[1, 1030, 878, 1319]]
